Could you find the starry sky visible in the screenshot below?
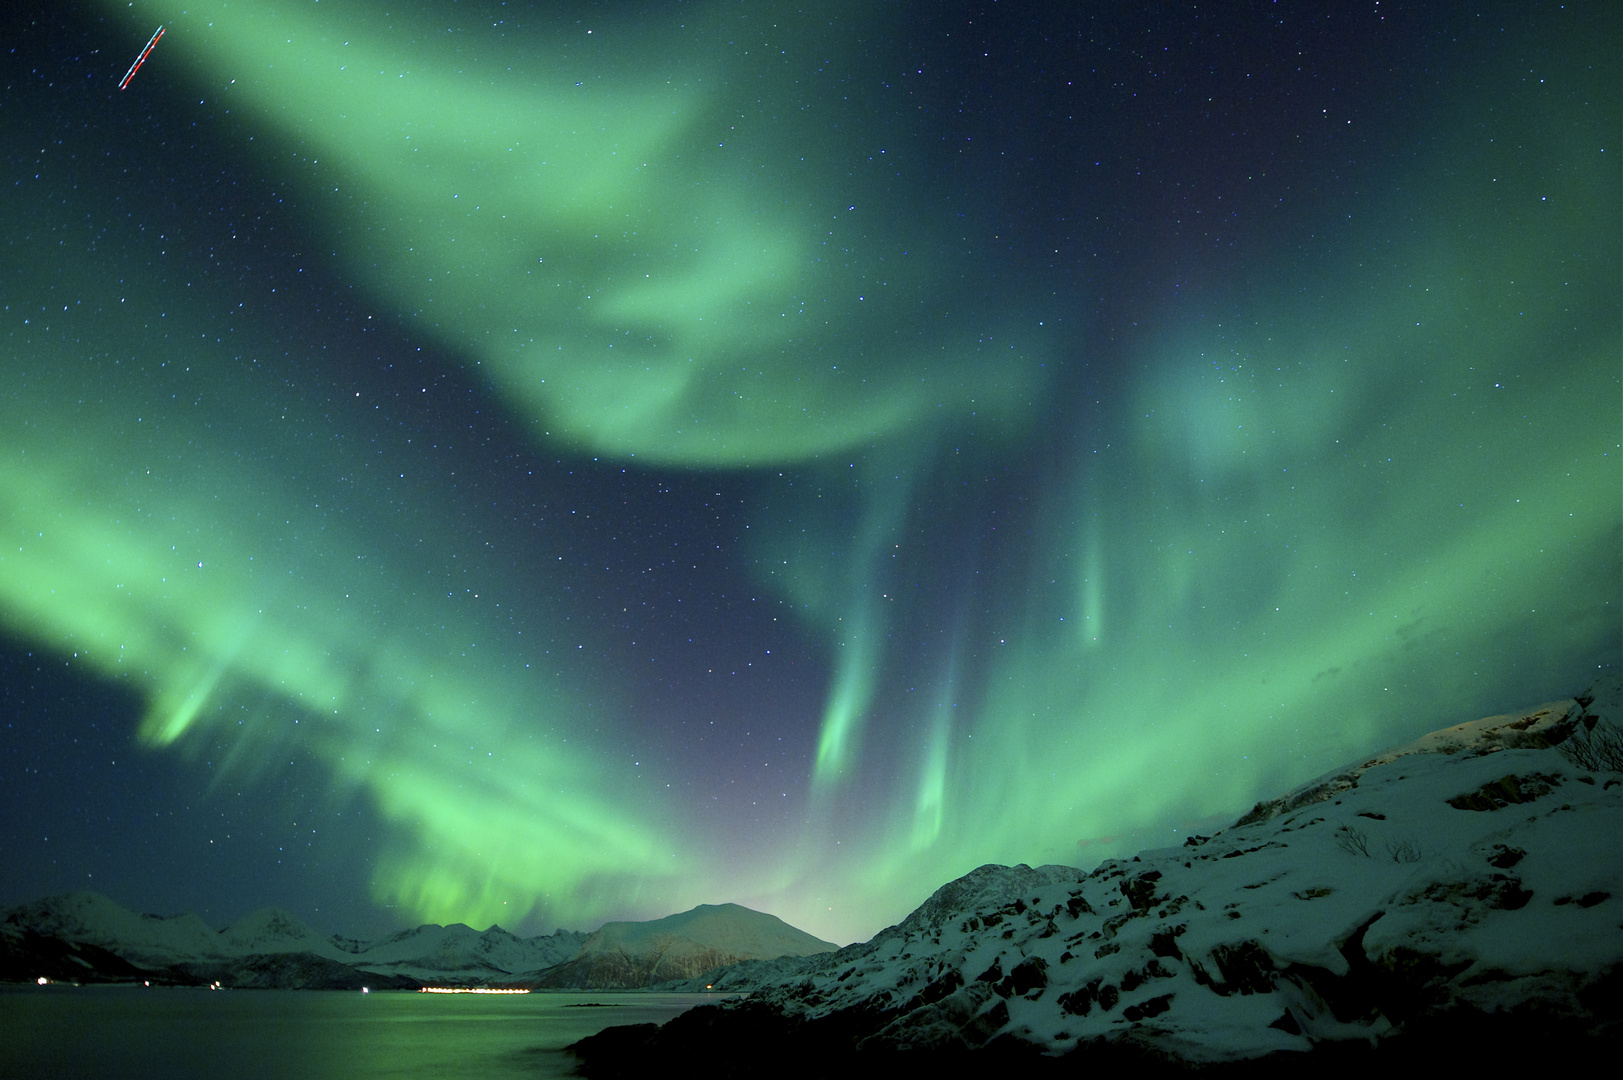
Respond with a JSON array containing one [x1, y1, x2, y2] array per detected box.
[[1, 0, 1617, 948]]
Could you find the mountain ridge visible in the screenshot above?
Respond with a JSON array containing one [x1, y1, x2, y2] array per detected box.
[[537, 903, 836, 988], [578, 674, 1623, 1071], [0, 893, 831, 990]]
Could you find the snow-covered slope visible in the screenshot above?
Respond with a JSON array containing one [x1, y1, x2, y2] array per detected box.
[[578, 676, 1622, 1070], [538, 903, 837, 988]]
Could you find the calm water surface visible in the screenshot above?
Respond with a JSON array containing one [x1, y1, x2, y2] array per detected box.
[[0, 985, 723, 1079]]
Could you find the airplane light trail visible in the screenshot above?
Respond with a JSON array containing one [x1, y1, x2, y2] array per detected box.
[[119, 26, 164, 90]]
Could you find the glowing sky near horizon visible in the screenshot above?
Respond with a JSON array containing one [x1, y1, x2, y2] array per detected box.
[[1, 1, 1617, 946]]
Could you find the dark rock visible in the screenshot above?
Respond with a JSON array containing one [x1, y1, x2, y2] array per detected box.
[[1149, 929, 1184, 960], [1120, 960, 1173, 993], [1485, 844, 1526, 868], [961, 998, 1009, 1044], [918, 969, 964, 1005], [1207, 940, 1276, 996], [1057, 978, 1105, 1017], [1006, 954, 1045, 1000], [1447, 773, 1559, 811], [1122, 871, 1165, 910], [1122, 993, 1174, 1021], [1268, 1009, 1301, 1034], [1368, 946, 1475, 1021]]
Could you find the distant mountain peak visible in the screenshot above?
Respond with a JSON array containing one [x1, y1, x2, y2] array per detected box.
[[533, 902, 837, 989]]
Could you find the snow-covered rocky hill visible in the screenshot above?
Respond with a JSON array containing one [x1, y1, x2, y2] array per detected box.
[[577, 676, 1623, 1073]]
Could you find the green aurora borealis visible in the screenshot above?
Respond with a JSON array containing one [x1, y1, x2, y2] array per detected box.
[[1, 1, 1617, 944]]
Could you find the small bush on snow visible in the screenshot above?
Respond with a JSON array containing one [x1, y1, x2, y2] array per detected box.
[[1385, 836, 1423, 863], [1335, 826, 1372, 857], [1560, 720, 1623, 773]]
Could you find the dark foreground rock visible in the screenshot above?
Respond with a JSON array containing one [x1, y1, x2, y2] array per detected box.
[[569, 995, 1622, 1079]]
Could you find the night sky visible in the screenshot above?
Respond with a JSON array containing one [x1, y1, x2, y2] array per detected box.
[[1, 1, 1617, 947]]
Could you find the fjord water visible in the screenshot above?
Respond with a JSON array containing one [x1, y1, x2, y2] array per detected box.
[[0, 986, 719, 1079]]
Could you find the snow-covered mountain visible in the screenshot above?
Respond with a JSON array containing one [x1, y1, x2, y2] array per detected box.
[[0, 897, 370, 987], [0, 891, 814, 990], [536, 903, 837, 988], [218, 907, 361, 963], [576, 675, 1623, 1071], [350, 921, 587, 982]]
